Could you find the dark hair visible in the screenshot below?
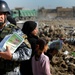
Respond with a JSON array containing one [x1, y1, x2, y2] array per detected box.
[[47, 48, 58, 53], [36, 38, 48, 51], [35, 38, 48, 61]]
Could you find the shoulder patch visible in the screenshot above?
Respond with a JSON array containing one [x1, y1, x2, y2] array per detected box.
[[23, 34, 31, 48]]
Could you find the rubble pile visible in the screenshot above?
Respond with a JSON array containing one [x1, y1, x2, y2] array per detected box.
[[38, 19, 75, 75], [50, 44, 75, 75]]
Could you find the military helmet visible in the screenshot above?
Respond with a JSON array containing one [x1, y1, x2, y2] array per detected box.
[[0, 0, 11, 14]]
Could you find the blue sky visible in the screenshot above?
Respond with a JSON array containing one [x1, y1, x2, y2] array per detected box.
[[5, 0, 75, 9]]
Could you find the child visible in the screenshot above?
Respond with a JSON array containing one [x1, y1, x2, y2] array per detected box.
[[20, 21, 39, 75], [32, 38, 52, 75]]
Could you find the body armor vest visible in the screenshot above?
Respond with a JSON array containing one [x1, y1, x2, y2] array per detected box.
[[0, 24, 31, 73]]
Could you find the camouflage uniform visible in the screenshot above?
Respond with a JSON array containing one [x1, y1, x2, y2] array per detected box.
[[0, 24, 32, 75]]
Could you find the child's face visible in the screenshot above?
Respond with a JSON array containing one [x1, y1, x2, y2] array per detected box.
[[31, 27, 38, 36], [44, 44, 48, 52]]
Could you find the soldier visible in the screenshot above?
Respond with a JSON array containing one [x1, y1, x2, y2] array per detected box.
[[0, 0, 32, 75]]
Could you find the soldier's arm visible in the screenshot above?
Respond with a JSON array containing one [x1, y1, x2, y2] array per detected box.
[[12, 42, 32, 61], [0, 42, 32, 61]]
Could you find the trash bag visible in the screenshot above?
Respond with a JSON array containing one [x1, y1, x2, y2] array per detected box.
[[48, 39, 63, 50]]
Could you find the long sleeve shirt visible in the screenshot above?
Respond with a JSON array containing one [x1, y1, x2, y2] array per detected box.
[[32, 53, 51, 75]]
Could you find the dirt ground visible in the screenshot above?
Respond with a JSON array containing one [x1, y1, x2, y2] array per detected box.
[[38, 18, 75, 75]]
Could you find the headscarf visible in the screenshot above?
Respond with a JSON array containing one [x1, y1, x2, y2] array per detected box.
[[22, 21, 37, 36]]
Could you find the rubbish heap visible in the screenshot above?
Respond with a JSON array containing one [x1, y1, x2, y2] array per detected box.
[[38, 20, 75, 75]]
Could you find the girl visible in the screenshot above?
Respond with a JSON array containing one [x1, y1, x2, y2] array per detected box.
[[32, 38, 52, 75], [20, 21, 39, 75]]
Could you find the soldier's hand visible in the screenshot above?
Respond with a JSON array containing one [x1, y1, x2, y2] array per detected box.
[[0, 46, 12, 60]]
